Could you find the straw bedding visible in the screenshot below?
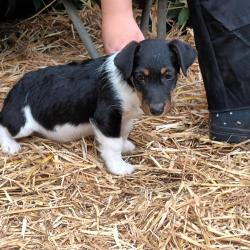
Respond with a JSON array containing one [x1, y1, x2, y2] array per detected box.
[[0, 3, 250, 250]]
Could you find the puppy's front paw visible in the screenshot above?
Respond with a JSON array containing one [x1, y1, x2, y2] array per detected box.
[[122, 139, 136, 153], [2, 140, 21, 155], [106, 160, 135, 176]]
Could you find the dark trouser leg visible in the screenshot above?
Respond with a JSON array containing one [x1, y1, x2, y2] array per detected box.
[[187, 0, 250, 142]]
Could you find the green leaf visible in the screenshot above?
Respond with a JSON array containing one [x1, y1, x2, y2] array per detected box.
[[167, 1, 185, 20], [177, 7, 189, 28]]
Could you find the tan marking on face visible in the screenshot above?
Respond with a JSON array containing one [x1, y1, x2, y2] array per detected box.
[[163, 99, 171, 115], [135, 91, 149, 115], [141, 101, 151, 115], [143, 68, 150, 76], [160, 67, 168, 75]]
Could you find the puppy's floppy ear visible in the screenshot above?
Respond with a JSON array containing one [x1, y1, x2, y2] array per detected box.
[[114, 41, 139, 79], [169, 39, 197, 76]]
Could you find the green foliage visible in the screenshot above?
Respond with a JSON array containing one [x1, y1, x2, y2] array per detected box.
[[167, 0, 190, 29], [177, 7, 189, 28], [30, 0, 189, 30]]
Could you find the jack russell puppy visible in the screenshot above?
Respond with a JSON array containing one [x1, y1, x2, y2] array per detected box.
[[0, 39, 196, 175]]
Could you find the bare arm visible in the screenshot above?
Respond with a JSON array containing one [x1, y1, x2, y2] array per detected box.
[[101, 0, 144, 54]]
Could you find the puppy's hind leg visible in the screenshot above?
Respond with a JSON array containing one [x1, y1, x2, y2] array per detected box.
[[0, 106, 35, 155], [0, 125, 21, 155]]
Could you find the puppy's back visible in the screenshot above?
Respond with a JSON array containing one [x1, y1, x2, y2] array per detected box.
[[0, 57, 107, 132]]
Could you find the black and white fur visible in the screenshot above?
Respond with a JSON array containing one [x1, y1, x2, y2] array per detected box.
[[0, 39, 196, 175]]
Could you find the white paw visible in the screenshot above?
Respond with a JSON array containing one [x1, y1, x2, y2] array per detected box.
[[122, 139, 136, 153], [106, 160, 135, 176], [1, 140, 21, 155]]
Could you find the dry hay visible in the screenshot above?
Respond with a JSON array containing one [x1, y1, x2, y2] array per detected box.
[[0, 3, 250, 250]]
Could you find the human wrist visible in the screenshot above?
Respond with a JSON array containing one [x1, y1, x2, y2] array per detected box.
[[101, 0, 133, 17]]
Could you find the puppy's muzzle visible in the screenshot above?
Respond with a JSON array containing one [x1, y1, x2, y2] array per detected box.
[[138, 92, 172, 116], [149, 103, 164, 116], [142, 100, 171, 116]]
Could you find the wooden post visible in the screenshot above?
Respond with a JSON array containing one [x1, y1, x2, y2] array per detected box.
[[157, 0, 167, 39], [62, 0, 99, 58], [140, 0, 153, 36]]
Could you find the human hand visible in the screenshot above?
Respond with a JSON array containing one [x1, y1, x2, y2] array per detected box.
[[101, 0, 144, 54]]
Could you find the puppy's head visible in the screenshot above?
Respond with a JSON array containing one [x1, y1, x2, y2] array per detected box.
[[114, 39, 197, 116]]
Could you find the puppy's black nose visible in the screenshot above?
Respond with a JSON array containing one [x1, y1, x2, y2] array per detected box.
[[149, 103, 164, 115]]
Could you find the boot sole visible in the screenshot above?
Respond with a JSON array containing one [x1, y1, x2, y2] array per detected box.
[[209, 129, 250, 143]]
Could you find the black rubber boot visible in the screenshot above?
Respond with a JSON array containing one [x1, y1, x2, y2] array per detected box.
[[187, 0, 250, 143], [209, 109, 250, 143]]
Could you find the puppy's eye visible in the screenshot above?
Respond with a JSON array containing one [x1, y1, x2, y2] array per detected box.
[[135, 73, 145, 82], [163, 74, 174, 80]]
